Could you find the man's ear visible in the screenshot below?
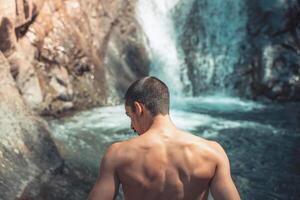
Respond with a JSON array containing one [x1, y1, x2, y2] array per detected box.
[[134, 101, 143, 116]]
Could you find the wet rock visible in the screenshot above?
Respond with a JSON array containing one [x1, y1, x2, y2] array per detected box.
[[104, 0, 150, 104], [177, 0, 300, 101], [243, 0, 300, 101]]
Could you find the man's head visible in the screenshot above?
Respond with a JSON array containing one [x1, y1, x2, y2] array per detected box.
[[124, 76, 170, 135]]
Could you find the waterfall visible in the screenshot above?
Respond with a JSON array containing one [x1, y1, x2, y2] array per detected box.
[[136, 0, 191, 96], [137, 0, 248, 96]]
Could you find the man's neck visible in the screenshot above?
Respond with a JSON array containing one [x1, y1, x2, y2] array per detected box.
[[148, 114, 177, 133]]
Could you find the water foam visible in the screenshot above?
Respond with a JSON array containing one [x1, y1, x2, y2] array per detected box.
[[50, 98, 273, 143], [172, 95, 265, 112]]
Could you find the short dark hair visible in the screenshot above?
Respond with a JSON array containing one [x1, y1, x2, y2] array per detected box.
[[124, 76, 170, 116]]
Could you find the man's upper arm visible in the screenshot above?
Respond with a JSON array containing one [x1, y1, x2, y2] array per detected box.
[[87, 143, 121, 200], [210, 142, 240, 200]]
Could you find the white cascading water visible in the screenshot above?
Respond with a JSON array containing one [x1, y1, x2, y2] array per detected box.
[[135, 0, 256, 113], [136, 0, 191, 96], [136, 0, 248, 95]]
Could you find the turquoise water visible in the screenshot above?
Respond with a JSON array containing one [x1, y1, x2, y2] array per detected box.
[[50, 97, 300, 199]]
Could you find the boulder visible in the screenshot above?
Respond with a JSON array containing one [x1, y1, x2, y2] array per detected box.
[[0, 52, 63, 200]]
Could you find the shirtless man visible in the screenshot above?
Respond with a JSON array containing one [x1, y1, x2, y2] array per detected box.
[[88, 76, 240, 200]]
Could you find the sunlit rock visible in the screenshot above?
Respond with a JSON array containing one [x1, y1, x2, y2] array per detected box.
[[0, 0, 150, 115]]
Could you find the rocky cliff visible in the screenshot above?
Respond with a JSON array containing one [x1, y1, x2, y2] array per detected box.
[[0, 0, 149, 116], [242, 0, 300, 101], [176, 0, 300, 101], [0, 0, 149, 199]]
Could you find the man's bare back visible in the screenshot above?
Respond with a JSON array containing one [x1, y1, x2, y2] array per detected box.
[[115, 128, 217, 200], [88, 77, 240, 200], [88, 125, 240, 200]]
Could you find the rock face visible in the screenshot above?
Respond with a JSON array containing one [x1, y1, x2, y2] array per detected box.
[[0, 52, 63, 200], [0, 0, 150, 115], [242, 0, 300, 101], [0, 0, 149, 199], [176, 0, 300, 101]]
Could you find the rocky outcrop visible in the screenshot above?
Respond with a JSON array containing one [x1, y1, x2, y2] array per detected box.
[[0, 0, 149, 115], [0, 0, 149, 199], [0, 52, 63, 200], [177, 0, 300, 101], [241, 0, 300, 101]]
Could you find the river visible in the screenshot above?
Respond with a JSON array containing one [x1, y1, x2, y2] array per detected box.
[[49, 96, 300, 199]]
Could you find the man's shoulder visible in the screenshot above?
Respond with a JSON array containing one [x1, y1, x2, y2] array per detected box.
[[105, 140, 130, 155], [103, 142, 122, 160], [181, 131, 217, 147], [202, 140, 229, 164], [183, 133, 227, 161], [105, 140, 137, 162]]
